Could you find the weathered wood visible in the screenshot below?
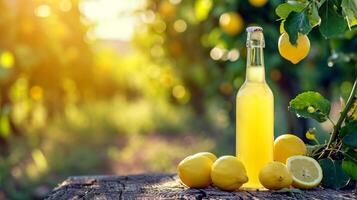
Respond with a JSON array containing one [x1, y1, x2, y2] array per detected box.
[[46, 173, 356, 200]]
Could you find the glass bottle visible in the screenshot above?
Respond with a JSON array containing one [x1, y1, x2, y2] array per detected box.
[[236, 26, 274, 189]]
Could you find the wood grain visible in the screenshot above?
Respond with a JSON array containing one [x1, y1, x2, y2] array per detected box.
[[46, 173, 356, 200]]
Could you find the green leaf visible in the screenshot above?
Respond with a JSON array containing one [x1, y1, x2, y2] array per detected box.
[[275, 2, 307, 19], [319, 0, 348, 38], [343, 149, 357, 162], [308, 2, 321, 27], [342, 131, 357, 147], [284, 10, 312, 44], [342, 159, 357, 180], [340, 120, 357, 138], [319, 158, 350, 189], [289, 91, 331, 122], [341, 0, 357, 28]]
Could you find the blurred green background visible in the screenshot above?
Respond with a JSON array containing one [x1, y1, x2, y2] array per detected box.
[[0, 0, 355, 199]]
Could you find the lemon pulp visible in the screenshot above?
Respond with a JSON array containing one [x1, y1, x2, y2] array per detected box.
[[286, 155, 322, 189]]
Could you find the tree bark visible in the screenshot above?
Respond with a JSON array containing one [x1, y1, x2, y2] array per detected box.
[[46, 173, 356, 200]]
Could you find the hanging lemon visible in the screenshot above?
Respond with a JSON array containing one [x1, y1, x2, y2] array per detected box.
[[278, 33, 310, 64], [249, 0, 268, 7]]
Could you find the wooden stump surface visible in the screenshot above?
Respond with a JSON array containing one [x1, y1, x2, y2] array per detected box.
[[46, 173, 356, 200]]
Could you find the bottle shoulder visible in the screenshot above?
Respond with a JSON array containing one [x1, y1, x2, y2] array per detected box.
[[237, 82, 273, 97]]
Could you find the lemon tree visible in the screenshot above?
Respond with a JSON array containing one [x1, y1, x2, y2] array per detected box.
[[288, 80, 357, 189], [276, 0, 355, 44], [277, 0, 357, 189], [138, 0, 356, 159], [275, 0, 356, 63]]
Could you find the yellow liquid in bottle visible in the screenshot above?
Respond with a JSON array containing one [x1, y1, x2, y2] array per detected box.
[[236, 66, 274, 189]]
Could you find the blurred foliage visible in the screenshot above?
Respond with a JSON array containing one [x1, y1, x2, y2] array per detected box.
[[138, 0, 356, 150], [0, 0, 355, 199]]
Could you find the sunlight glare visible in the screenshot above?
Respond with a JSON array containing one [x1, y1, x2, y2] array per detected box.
[[141, 10, 156, 23], [80, 0, 147, 41], [35, 4, 51, 18]]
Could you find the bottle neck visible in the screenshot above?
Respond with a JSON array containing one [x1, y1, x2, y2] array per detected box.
[[246, 46, 265, 83]]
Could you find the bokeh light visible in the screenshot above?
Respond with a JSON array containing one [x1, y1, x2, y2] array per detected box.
[[174, 19, 187, 33], [210, 47, 224, 60], [172, 85, 186, 99], [30, 86, 43, 101], [227, 49, 240, 62], [0, 1, 355, 199], [0, 51, 14, 68], [35, 4, 51, 18]]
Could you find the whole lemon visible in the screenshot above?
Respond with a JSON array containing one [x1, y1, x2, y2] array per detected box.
[[249, 0, 268, 7], [193, 152, 217, 162], [219, 12, 244, 35], [177, 154, 213, 188], [274, 134, 307, 163], [211, 156, 248, 191], [278, 32, 310, 64], [259, 161, 293, 190]]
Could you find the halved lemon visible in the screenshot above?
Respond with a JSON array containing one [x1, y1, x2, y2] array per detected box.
[[286, 155, 323, 189]]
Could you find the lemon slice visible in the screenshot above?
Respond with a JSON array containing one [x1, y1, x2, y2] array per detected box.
[[286, 155, 323, 189]]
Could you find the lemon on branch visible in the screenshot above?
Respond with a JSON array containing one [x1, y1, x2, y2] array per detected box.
[[278, 32, 310, 64], [249, 0, 268, 7]]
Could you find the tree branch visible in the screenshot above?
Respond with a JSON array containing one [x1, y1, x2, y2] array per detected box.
[[318, 78, 357, 159]]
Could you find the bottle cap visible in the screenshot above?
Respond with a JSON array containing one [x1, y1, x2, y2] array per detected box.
[[246, 26, 265, 48], [246, 26, 263, 33]]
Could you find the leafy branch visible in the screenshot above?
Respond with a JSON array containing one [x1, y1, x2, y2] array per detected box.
[[319, 79, 357, 159], [288, 77, 357, 189], [277, 0, 357, 190], [276, 0, 356, 44]]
